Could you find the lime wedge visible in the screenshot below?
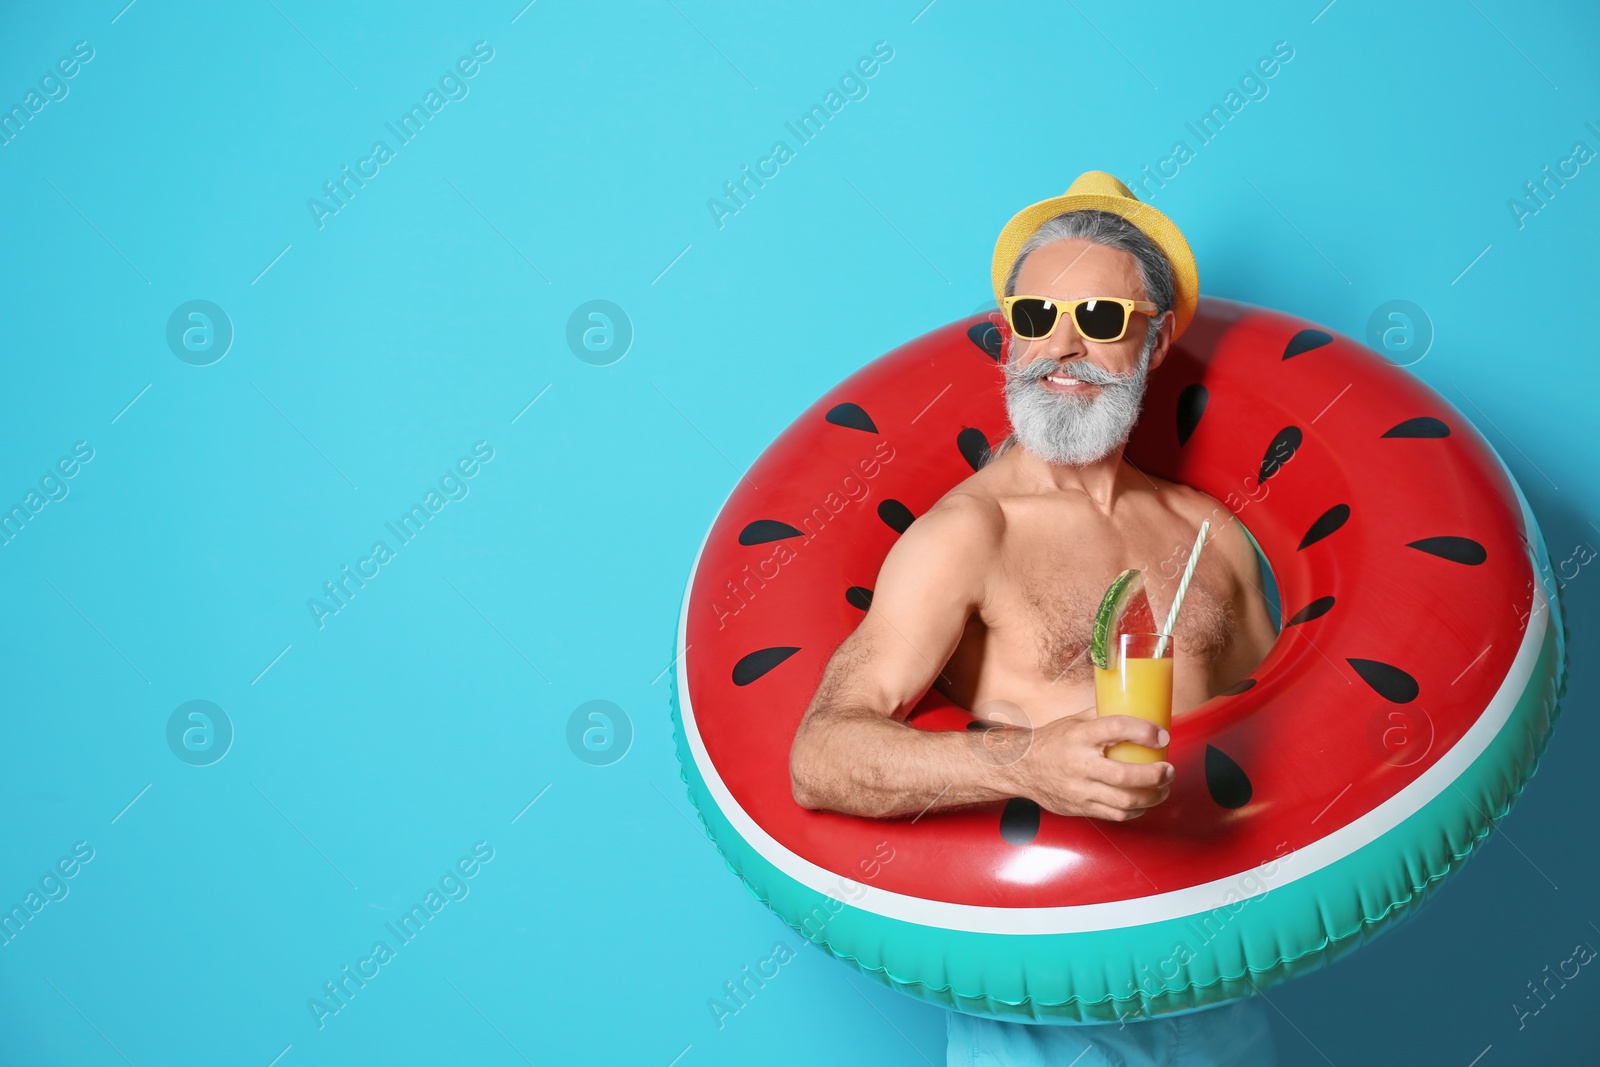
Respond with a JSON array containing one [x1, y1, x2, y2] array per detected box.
[[1090, 568, 1156, 670]]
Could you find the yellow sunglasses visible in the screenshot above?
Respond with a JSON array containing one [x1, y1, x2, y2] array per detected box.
[[1001, 295, 1159, 343]]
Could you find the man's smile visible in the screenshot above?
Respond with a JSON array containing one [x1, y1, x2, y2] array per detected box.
[[1042, 374, 1101, 394]]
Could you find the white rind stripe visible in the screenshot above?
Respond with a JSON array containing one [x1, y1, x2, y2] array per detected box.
[[677, 449, 1551, 935]]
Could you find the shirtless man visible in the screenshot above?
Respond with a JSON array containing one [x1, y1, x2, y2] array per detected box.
[[787, 194, 1279, 828], [787, 174, 1283, 1066]]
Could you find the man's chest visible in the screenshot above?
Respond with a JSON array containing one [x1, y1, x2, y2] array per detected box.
[[990, 553, 1239, 684]]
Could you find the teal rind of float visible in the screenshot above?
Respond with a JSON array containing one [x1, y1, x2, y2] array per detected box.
[[667, 493, 1569, 1026]]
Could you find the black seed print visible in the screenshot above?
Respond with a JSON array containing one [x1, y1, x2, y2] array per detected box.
[[1406, 536, 1487, 565], [1205, 746, 1253, 808], [1382, 417, 1450, 438], [1259, 427, 1303, 484], [968, 319, 1004, 362], [878, 499, 915, 534], [845, 586, 873, 611], [1286, 596, 1336, 626], [731, 646, 800, 686], [825, 402, 878, 434], [1283, 329, 1333, 359], [957, 427, 992, 471], [1347, 658, 1419, 703], [739, 519, 803, 546], [1298, 504, 1350, 549], [1000, 798, 1041, 845], [1176, 384, 1208, 446]]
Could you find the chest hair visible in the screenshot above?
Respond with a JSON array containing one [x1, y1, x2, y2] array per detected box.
[[1025, 574, 1237, 683]]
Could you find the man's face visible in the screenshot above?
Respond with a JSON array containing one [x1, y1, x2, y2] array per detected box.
[[1002, 238, 1172, 466]]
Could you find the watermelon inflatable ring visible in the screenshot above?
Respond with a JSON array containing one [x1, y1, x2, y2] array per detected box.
[[667, 296, 1568, 1024]]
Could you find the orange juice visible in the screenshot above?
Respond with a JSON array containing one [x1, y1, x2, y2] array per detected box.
[[1094, 655, 1173, 763]]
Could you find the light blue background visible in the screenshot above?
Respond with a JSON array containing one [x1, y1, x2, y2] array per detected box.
[[1, 1, 1596, 1064]]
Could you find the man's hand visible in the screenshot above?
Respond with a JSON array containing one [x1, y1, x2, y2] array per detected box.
[[1005, 709, 1174, 821]]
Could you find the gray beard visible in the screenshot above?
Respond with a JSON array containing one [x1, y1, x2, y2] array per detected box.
[[1001, 348, 1152, 466]]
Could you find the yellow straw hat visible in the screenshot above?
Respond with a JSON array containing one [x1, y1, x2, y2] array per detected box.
[[991, 170, 1199, 341]]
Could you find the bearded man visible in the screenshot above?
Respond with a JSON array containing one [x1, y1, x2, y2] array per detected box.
[[787, 172, 1282, 1065]]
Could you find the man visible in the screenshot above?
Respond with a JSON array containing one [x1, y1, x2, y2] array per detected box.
[[787, 172, 1281, 1065]]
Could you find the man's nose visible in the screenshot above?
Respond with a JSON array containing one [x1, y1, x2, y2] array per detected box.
[[1022, 317, 1086, 364]]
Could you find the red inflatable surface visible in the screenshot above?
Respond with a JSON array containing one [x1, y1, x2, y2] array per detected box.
[[686, 298, 1533, 909]]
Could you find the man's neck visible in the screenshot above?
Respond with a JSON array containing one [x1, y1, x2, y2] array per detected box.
[[1003, 440, 1130, 512]]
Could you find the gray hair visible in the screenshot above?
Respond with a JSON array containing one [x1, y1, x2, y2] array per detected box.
[[986, 209, 1174, 465], [1002, 208, 1174, 312]]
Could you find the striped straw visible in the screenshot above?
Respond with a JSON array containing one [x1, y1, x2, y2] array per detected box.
[[1154, 520, 1210, 659]]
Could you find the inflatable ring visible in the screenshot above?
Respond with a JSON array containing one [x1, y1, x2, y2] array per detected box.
[[668, 296, 1568, 1024]]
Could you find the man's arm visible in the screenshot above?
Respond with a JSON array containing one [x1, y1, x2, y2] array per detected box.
[[789, 495, 1012, 818], [789, 494, 1172, 821]]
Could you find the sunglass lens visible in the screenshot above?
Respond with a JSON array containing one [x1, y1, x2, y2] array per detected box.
[[1009, 298, 1058, 339], [1073, 299, 1126, 341]]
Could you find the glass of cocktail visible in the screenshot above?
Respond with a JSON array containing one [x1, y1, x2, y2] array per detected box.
[[1093, 632, 1173, 763]]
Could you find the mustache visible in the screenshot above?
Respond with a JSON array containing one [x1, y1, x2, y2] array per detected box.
[[1005, 355, 1140, 388]]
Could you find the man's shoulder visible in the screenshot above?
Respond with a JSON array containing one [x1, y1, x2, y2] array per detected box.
[[1138, 467, 1230, 525], [871, 474, 1002, 609], [912, 473, 1007, 550], [927, 488, 1005, 535], [1136, 469, 1259, 577]]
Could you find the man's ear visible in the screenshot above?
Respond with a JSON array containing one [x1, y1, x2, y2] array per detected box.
[[1147, 311, 1176, 373]]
